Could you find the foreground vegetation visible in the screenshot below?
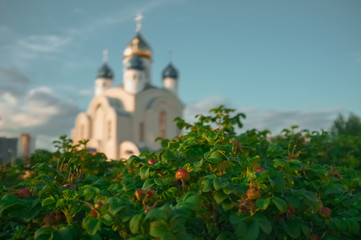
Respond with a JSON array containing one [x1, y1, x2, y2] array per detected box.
[[1, 106, 361, 239]]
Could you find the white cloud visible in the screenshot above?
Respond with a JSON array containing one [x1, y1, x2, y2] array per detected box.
[[2, 92, 17, 105], [0, 84, 80, 150], [79, 88, 94, 96], [17, 35, 72, 53], [183, 96, 230, 123]]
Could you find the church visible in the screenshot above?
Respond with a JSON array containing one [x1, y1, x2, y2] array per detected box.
[[72, 14, 184, 160]]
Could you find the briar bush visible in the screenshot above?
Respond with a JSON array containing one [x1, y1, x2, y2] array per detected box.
[[1, 106, 361, 240]]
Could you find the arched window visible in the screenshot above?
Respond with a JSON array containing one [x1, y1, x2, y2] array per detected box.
[[107, 120, 112, 140], [80, 125, 84, 139], [139, 122, 144, 142], [158, 111, 166, 138]]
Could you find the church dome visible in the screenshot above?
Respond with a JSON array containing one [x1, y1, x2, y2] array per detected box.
[[123, 33, 152, 59], [162, 63, 178, 79], [126, 54, 145, 70], [97, 63, 113, 79]]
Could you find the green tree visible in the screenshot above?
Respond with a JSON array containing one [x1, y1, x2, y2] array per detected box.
[[330, 113, 361, 136]]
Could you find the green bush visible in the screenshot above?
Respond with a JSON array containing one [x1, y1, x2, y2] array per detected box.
[[1, 106, 361, 240]]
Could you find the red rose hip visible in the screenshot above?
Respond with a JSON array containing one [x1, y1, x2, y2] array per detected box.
[[148, 159, 156, 165], [175, 169, 190, 182]]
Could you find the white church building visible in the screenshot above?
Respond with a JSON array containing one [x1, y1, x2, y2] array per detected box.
[[72, 15, 183, 160]]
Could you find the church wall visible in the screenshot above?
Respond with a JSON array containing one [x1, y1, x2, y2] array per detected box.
[[103, 87, 136, 112], [135, 89, 184, 151], [73, 113, 91, 144], [102, 108, 119, 160]]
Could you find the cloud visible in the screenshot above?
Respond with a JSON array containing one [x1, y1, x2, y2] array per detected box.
[[0, 85, 80, 150], [17, 35, 72, 53], [184, 98, 342, 134], [0, 67, 30, 84], [183, 96, 230, 123], [79, 88, 94, 96]]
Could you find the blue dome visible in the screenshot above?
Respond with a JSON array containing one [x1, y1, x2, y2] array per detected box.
[[162, 63, 178, 79], [126, 54, 145, 70], [97, 63, 113, 79]]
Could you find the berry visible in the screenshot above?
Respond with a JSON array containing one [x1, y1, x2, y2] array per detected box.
[[135, 189, 145, 201], [94, 201, 103, 208], [43, 214, 55, 224], [246, 188, 261, 200], [255, 167, 264, 172], [320, 207, 331, 218], [55, 211, 65, 222], [148, 159, 156, 165], [18, 188, 31, 198], [175, 169, 190, 182]]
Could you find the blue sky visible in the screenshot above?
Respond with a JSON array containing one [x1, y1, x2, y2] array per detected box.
[[0, 0, 360, 149]]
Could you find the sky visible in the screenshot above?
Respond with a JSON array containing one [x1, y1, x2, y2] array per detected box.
[[0, 0, 360, 150]]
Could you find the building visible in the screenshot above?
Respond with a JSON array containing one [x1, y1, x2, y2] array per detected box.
[[72, 14, 184, 160], [0, 134, 34, 164], [0, 137, 17, 164]]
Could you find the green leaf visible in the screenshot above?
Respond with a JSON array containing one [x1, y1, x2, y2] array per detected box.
[[82, 216, 101, 236], [107, 197, 125, 216], [160, 150, 177, 162], [42, 196, 56, 207], [140, 166, 150, 180], [57, 226, 77, 240], [222, 201, 234, 211], [130, 213, 144, 234], [272, 197, 288, 213], [284, 220, 300, 239], [347, 217, 360, 234], [214, 191, 227, 204], [229, 213, 242, 225], [300, 224, 310, 237], [201, 179, 213, 192], [299, 190, 317, 203], [149, 220, 169, 238], [334, 218, 347, 231], [245, 221, 259, 240], [182, 194, 202, 211], [160, 187, 178, 201], [254, 214, 272, 235], [213, 178, 229, 191], [255, 197, 271, 210], [0, 194, 20, 214], [268, 175, 285, 192], [34, 227, 53, 240], [154, 178, 170, 186]]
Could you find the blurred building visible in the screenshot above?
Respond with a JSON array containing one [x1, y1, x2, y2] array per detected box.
[[0, 134, 35, 164], [0, 137, 17, 164], [72, 14, 183, 159]]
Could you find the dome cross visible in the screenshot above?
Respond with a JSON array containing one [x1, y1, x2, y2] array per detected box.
[[135, 13, 143, 33], [103, 49, 108, 63]]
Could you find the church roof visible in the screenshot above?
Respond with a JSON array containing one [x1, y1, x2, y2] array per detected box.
[[126, 54, 145, 70], [123, 33, 152, 59], [97, 63, 113, 79], [162, 63, 178, 79]]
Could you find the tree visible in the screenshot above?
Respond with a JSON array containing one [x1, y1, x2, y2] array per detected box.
[[330, 113, 361, 136]]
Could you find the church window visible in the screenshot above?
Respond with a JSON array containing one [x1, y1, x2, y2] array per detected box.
[[139, 122, 144, 142], [107, 120, 111, 140], [80, 125, 84, 139], [158, 111, 166, 138]]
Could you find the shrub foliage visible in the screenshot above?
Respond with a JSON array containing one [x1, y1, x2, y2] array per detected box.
[[1, 106, 361, 240]]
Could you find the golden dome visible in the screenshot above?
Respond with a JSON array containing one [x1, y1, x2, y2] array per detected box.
[[123, 33, 152, 59]]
